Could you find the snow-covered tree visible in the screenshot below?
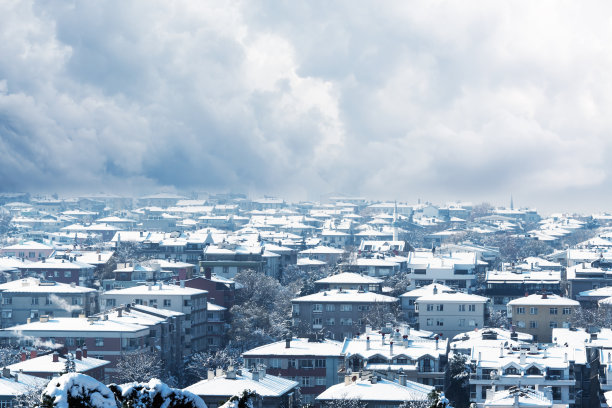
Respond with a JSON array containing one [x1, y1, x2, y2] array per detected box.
[[62, 353, 76, 374], [114, 350, 163, 384], [322, 398, 367, 408], [41, 373, 119, 408], [186, 348, 240, 382], [219, 390, 258, 408], [486, 309, 509, 329], [0, 345, 19, 367], [362, 302, 399, 328], [14, 384, 46, 408], [109, 378, 206, 408]]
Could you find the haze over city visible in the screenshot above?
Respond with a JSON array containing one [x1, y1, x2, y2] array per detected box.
[[2, 1, 612, 214]]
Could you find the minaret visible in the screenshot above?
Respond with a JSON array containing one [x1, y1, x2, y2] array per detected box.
[[393, 201, 398, 241]]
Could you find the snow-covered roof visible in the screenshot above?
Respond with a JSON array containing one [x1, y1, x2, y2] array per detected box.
[[316, 272, 383, 285], [342, 329, 447, 361], [243, 338, 343, 357], [8, 354, 110, 374], [316, 377, 433, 402], [292, 290, 397, 304], [184, 370, 297, 398], [207, 302, 226, 311], [0, 278, 96, 294], [3, 317, 149, 334], [299, 246, 345, 255], [415, 291, 489, 303], [0, 372, 48, 397], [507, 294, 579, 307], [400, 283, 453, 298], [103, 283, 207, 297]]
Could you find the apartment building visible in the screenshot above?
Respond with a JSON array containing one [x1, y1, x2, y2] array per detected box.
[[184, 271, 236, 309], [400, 283, 453, 326], [0, 278, 98, 328], [314, 272, 383, 293], [7, 349, 110, 381], [21, 257, 95, 286], [415, 288, 489, 339], [507, 295, 579, 342], [484, 270, 562, 313], [406, 250, 480, 291], [101, 283, 208, 352], [243, 337, 344, 406], [341, 326, 448, 389], [291, 290, 398, 340]]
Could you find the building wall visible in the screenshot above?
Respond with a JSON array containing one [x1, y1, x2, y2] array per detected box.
[[510, 304, 577, 342], [416, 301, 486, 339]]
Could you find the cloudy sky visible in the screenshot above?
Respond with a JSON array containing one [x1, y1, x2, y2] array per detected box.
[[1, 1, 612, 213]]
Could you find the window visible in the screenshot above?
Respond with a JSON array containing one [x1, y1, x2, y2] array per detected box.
[[28, 251, 35, 258], [72, 297, 82, 305], [106, 299, 116, 307], [2, 297, 12, 305], [316, 377, 326, 386], [426, 318, 433, 326], [468, 304, 476, 312], [459, 304, 465, 312], [358, 305, 371, 312], [30, 310, 39, 319], [549, 307, 558, 315], [135, 299, 144, 305], [459, 319, 465, 327], [312, 317, 322, 327], [1, 310, 12, 319], [436, 319, 444, 326], [315, 359, 326, 368], [505, 367, 519, 375], [65, 338, 75, 346], [436, 304, 444, 312], [270, 358, 281, 368], [95, 338, 104, 347], [562, 307, 572, 315], [549, 321, 558, 328], [183, 300, 192, 307], [325, 318, 335, 325], [516, 307, 525, 314], [517, 320, 525, 328], [312, 304, 323, 313], [340, 318, 353, 326], [32, 298, 39, 305], [45, 297, 52, 305], [426, 304, 434, 311], [164, 299, 172, 307], [529, 307, 538, 315], [325, 304, 335, 312], [149, 299, 158, 307], [288, 359, 296, 368], [340, 304, 352, 312], [64, 271, 72, 278], [529, 321, 538, 328], [301, 376, 312, 387], [468, 319, 476, 327]]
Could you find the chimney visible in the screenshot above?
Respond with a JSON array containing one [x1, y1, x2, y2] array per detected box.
[[520, 350, 526, 364], [608, 352, 611, 364], [433, 285, 438, 295], [98, 254, 101, 261], [436, 337, 439, 350], [366, 337, 370, 350], [148, 284, 152, 291], [216, 367, 223, 377], [26, 318, 31, 324], [30, 350, 37, 359], [381, 334, 385, 345], [75, 348, 82, 360], [345, 375, 351, 385], [286, 338, 291, 348], [500, 344, 504, 358], [205, 267, 212, 280], [82, 346, 87, 358], [403, 335, 409, 347], [564, 352, 568, 363], [53, 352, 59, 363], [207, 370, 214, 380], [2, 367, 9, 378], [390, 341, 393, 356], [252, 370, 260, 382], [180, 280, 185, 288], [226, 365, 236, 379], [399, 374, 407, 386], [20, 352, 26, 362]]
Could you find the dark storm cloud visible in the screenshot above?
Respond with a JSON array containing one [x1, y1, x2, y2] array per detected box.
[[1, 0, 612, 212]]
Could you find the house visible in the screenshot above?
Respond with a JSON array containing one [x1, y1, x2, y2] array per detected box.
[[201, 243, 264, 279], [484, 270, 562, 313], [298, 246, 345, 265], [0, 369, 48, 407], [184, 366, 298, 408], [184, 271, 237, 309], [0, 278, 98, 328], [101, 283, 208, 352], [0, 240, 54, 261], [291, 290, 398, 340], [21, 257, 95, 287], [242, 337, 344, 406], [507, 295, 579, 343], [415, 289, 489, 339]]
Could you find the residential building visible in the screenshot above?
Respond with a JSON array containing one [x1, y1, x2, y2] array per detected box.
[[406, 250, 480, 291], [243, 337, 344, 406], [341, 327, 448, 389], [0, 278, 98, 328], [101, 283, 208, 352], [291, 290, 398, 340], [400, 283, 453, 326], [21, 257, 95, 287], [415, 288, 489, 339], [0, 241, 54, 261], [201, 243, 264, 279], [205, 302, 227, 350], [0, 370, 47, 406], [484, 270, 562, 313], [507, 295, 580, 343], [184, 271, 236, 309]]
